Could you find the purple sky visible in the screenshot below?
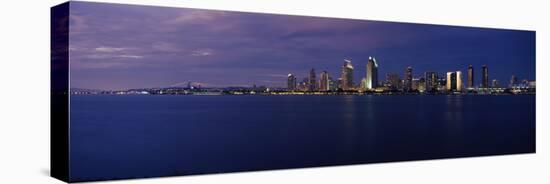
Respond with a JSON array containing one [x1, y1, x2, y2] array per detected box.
[[69, 2, 535, 90]]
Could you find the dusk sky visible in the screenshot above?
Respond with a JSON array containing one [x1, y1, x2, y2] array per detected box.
[[69, 1, 535, 90]]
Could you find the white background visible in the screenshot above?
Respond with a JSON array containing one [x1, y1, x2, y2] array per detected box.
[[0, 0, 547, 183]]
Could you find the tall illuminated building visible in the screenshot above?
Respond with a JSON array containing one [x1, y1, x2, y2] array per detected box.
[[385, 73, 401, 90], [412, 78, 420, 91], [340, 59, 354, 90], [287, 74, 297, 90], [337, 78, 343, 89], [319, 71, 330, 91], [360, 77, 367, 91], [467, 65, 474, 88], [417, 78, 426, 92], [456, 71, 462, 91], [328, 77, 337, 91], [481, 65, 489, 88], [424, 72, 437, 92], [366, 57, 378, 90], [404, 66, 413, 91], [308, 68, 317, 91], [437, 74, 447, 91], [446, 71, 462, 92], [297, 78, 308, 91]]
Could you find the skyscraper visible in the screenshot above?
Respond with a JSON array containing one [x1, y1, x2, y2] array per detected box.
[[481, 65, 489, 88], [417, 78, 426, 92], [319, 71, 330, 91], [297, 77, 308, 91], [446, 71, 462, 92], [308, 68, 317, 91], [287, 74, 297, 91], [492, 79, 499, 88], [328, 77, 337, 91], [360, 77, 367, 91], [467, 65, 474, 88], [412, 78, 420, 91], [341, 59, 354, 90], [424, 72, 437, 92], [366, 56, 379, 90], [385, 73, 401, 90], [404, 66, 413, 91], [456, 71, 462, 91]]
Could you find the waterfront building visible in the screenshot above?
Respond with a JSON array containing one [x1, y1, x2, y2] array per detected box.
[[308, 68, 317, 91], [385, 73, 401, 90], [366, 56, 379, 90], [360, 78, 367, 91], [446, 71, 463, 92], [481, 65, 489, 88], [418, 78, 426, 93], [424, 72, 438, 93], [412, 78, 420, 91], [287, 74, 297, 90], [467, 65, 474, 88], [319, 71, 330, 91], [404, 66, 413, 91], [341, 59, 354, 90], [328, 77, 337, 91]]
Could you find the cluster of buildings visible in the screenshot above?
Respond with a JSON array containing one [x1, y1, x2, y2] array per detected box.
[[286, 57, 535, 94]]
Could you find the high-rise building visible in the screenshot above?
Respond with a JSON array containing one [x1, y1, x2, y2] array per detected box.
[[509, 75, 518, 88], [360, 77, 367, 91], [385, 73, 400, 90], [456, 71, 462, 91], [417, 78, 426, 92], [328, 77, 337, 91], [424, 72, 438, 92], [412, 78, 420, 91], [446, 71, 462, 92], [481, 65, 489, 88], [341, 59, 354, 90], [366, 56, 378, 90], [437, 74, 447, 91], [319, 71, 330, 91], [287, 74, 297, 90], [467, 65, 474, 88], [404, 66, 413, 91], [297, 77, 308, 91], [492, 79, 499, 88], [308, 68, 317, 91]]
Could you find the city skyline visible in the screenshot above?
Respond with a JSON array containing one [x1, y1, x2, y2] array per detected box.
[[284, 58, 532, 93], [69, 2, 535, 90]]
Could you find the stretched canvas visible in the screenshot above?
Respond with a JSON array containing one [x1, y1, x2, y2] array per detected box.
[[51, 1, 536, 182]]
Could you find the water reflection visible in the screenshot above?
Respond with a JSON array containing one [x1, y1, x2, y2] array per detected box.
[[341, 95, 358, 153], [444, 95, 465, 147]]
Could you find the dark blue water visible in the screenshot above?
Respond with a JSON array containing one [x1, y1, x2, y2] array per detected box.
[[69, 95, 535, 182]]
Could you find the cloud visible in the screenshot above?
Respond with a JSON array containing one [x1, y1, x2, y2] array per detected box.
[[190, 49, 213, 56], [118, 54, 144, 59], [165, 10, 228, 25], [84, 54, 143, 59], [94, 46, 127, 52], [69, 14, 89, 34], [152, 42, 182, 52]]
